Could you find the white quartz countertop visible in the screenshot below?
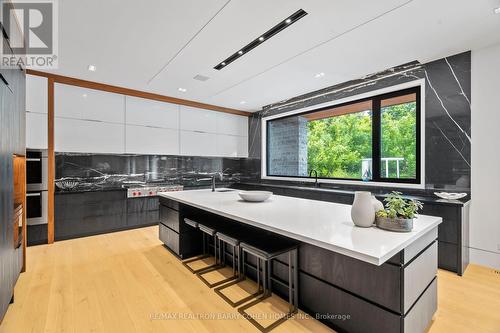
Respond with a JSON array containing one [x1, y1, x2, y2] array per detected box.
[[158, 189, 442, 265]]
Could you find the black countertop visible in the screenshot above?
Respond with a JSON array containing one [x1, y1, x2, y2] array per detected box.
[[233, 182, 470, 206]]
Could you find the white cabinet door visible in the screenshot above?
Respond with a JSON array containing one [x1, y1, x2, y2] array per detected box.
[[216, 113, 248, 136], [216, 134, 248, 157], [237, 135, 248, 157], [55, 118, 125, 153], [125, 125, 179, 155], [55, 84, 125, 123], [180, 131, 217, 157], [26, 75, 48, 114], [179, 106, 217, 133], [26, 112, 48, 149], [125, 96, 179, 129]]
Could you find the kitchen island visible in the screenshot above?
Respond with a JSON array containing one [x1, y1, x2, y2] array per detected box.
[[158, 189, 442, 333]]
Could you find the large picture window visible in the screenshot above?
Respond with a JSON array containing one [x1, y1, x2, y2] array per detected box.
[[265, 86, 421, 185]]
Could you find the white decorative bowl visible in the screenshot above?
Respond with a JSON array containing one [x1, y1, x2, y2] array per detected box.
[[238, 191, 273, 202], [434, 192, 467, 200]]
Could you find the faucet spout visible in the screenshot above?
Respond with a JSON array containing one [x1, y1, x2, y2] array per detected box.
[[309, 169, 319, 187]]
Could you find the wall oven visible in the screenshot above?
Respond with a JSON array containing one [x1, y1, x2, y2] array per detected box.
[[26, 150, 48, 191], [26, 149, 48, 226]]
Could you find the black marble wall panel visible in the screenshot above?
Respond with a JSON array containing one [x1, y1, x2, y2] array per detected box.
[[248, 52, 471, 191], [55, 153, 255, 192]]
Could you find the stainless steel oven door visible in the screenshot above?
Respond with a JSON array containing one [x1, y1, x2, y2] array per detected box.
[[26, 191, 48, 225]]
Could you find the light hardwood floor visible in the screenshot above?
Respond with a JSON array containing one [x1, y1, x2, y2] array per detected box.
[[1, 226, 499, 333]]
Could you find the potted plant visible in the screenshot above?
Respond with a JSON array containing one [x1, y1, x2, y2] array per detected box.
[[375, 191, 423, 232]]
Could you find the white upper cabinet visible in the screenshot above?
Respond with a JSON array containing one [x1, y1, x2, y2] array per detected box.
[[125, 96, 179, 129], [125, 125, 179, 155], [179, 106, 217, 133], [216, 113, 248, 136], [216, 134, 248, 157], [180, 130, 217, 157], [26, 112, 48, 149], [55, 83, 125, 123], [55, 118, 125, 153], [26, 74, 48, 114]]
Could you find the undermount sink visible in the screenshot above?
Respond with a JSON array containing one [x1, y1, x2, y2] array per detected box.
[[215, 189, 235, 192]]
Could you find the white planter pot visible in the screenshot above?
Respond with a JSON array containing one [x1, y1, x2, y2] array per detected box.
[[351, 191, 375, 227]]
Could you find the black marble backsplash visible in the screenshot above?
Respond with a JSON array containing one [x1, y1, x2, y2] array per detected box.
[[55, 153, 257, 192], [248, 51, 471, 192]]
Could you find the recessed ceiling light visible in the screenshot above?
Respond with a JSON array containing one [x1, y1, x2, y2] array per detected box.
[[82, 94, 87, 98], [178, 87, 187, 92], [494, 7, 500, 14], [314, 72, 325, 78], [238, 50, 243, 55], [285, 18, 292, 24], [87, 64, 96, 72], [258, 36, 265, 42], [240, 101, 247, 105]]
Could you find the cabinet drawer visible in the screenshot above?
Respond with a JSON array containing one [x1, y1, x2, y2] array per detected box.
[[159, 197, 179, 211], [159, 223, 180, 255], [403, 241, 437, 313], [159, 205, 180, 232]]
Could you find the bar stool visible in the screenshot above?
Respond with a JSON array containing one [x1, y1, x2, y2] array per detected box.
[[197, 231, 241, 288], [182, 218, 219, 274], [236, 237, 299, 333]]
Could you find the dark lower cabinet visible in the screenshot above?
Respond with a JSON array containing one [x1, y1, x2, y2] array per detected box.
[[54, 191, 160, 241], [158, 197, 202, 259]]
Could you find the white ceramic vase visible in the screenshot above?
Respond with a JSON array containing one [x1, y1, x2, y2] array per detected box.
[[372, 196, 384, 212], [351, 191, 375, 227]]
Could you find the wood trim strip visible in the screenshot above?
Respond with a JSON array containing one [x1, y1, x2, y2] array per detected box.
[[26, 69, 251, 117], [47, 78, 55, 244]]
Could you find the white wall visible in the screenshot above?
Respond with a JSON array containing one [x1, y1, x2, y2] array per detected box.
[[470, 42, 500, 269]]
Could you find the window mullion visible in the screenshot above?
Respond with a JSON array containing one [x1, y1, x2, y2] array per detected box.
[[372, 98, 381, 181]]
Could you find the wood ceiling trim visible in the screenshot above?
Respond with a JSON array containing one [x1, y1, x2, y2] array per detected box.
[[26, 69, 251, 117]]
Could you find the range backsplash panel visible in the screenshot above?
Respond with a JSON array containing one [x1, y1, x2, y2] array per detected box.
[[55, 153, 254, 192], [249, 51, 471, 191]]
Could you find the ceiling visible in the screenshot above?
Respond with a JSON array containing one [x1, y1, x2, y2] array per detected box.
[[47, 0, 500, 112]]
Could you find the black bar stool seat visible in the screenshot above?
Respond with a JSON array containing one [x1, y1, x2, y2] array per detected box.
[[184, 218, 198, 229], [235, 234, 300, 333], [198, 230, 241, 288], [182, 219, 219, 274]]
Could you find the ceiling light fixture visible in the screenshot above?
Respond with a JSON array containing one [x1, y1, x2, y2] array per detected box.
[[178, 87, 187, 92], [87, 64, 96, 72], [314, 72, 325, 78], [240, 101, 247, 105], [494, 7, 500, 14], [213, 9, 308, 70]]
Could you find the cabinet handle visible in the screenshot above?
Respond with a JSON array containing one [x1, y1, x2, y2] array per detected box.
[[26, 193, 41, 197], [26, 158, 41, 162]]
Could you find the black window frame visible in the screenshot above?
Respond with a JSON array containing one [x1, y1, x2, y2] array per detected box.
[[265, 86, 422, 184]]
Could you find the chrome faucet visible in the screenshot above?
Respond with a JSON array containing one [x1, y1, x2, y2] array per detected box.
[[309, 169, 319, 187], [211, 172, 223, 192]]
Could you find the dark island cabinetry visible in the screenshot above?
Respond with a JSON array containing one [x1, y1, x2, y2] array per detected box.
[[158, 197, 202, 259]]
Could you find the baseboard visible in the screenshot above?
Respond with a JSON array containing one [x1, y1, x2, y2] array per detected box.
[[469, 248, 500, 270]]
